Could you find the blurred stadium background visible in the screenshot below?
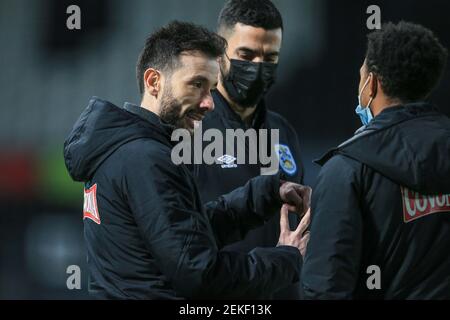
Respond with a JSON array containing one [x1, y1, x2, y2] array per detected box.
[[0, 0, 448, 299]]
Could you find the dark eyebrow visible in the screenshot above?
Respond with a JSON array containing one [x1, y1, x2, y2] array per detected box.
[[235, 47, 258, 55], [236, 47, 279, 57], [188, 75, 209, 83]]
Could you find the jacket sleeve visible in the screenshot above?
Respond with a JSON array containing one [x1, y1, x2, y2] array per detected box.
[[124, 149, 301, 299], [285, 121, 305, 230], [202, 173, 284, 248], [301, 155, 363, 299], [286, 119, 305, 185]]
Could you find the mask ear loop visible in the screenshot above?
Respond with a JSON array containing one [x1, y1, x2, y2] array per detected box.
[[366, 72, 377, 110]]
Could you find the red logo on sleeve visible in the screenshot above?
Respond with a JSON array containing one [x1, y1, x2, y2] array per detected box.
[[83, 184, 101, 224], [401, 186, 450, 223]]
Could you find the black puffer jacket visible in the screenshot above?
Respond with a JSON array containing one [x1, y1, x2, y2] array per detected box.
[[64, 97, 302, 299]]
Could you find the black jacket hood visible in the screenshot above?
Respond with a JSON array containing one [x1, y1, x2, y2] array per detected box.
[[317, 102, 450, 194], [64, 97, 173, 182]]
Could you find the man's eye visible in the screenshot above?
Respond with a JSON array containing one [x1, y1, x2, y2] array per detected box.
[[239, 53, 253, 61], [192, 82, 202, 89]]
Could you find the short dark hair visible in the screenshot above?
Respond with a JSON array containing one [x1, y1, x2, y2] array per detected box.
[[366, 21, 448, 102], [218, 0, 283, 35], [136, 21, 227, 95]]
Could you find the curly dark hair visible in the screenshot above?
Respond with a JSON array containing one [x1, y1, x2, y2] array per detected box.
[[218, 0, 283, 34], [366, 21, 448, 102], [136, 21, 227, 95]]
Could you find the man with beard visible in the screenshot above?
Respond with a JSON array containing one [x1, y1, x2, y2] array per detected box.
[[191, 0, 305, 299], [63, 21, 311, 299]]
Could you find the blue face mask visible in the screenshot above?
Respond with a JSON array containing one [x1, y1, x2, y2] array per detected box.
[[355, 75, 374, 126]]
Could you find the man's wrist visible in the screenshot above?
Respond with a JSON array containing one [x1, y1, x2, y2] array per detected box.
[[271, 172, 284, 205]]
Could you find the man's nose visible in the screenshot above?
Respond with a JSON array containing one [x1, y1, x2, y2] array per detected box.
[[199, 92, 214, 112]]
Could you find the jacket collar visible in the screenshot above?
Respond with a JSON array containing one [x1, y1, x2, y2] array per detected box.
[[212, 90, 268, 129], [315, 102, 440, 166], [123, 102, 176, 139]]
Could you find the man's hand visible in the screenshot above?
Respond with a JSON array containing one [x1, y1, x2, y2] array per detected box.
[[279, 181, 312, 216], [277, 204, 311, 257]]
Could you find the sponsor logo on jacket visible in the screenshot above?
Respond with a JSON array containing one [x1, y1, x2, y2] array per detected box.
[[217, 154, 237, 168], [401, 186, 450, 223], [275, 144, 297, 176], [84, 184, 101, 224]]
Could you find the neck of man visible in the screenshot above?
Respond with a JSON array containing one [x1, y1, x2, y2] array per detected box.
[[370, 93, 403, 117], [140, 93, 160, 116], [217, 81, 258, 126]]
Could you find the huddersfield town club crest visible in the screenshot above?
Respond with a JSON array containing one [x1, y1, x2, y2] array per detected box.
[[275, 144, 297, 176]]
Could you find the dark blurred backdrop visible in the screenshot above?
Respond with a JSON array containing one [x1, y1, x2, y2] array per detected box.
[[0, 0, 448, 299]]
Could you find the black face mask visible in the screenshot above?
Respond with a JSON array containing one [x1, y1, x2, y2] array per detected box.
[[221, 58, 278, 108]]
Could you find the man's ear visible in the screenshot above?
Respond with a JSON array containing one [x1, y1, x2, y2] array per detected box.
[[218, 54, 229, 77], [143, 68, 161, 98], [369, 72, 378, 98]]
